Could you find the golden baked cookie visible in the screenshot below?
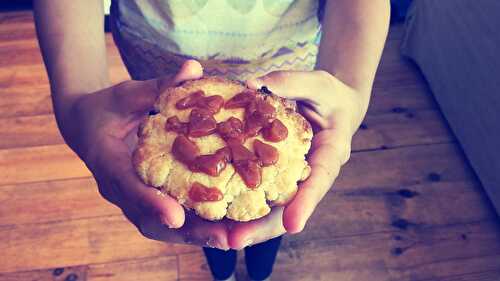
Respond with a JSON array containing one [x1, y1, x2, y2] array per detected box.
[[133, 77, 312, 221]]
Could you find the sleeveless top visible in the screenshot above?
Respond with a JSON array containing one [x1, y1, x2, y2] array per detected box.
[[110, 0, 321, 81]]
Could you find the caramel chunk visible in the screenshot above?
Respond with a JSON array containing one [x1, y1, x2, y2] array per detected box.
[[217, 117, 245, 144], [188, 108, 217, 137], [165, 116, 188, 134], [176, 90, 205, 109], [190, 147, 231, 176], [224, 91, 256, 109], [233, 160, 262, 188], [172, 135, 199, 165], [189, 182, 223, 202], [244, 99, 276, 137], [199, 95, 224, 114], [253, 140, 279, 166], [229, 144, 257, 162], [262, 119, 288, 142]]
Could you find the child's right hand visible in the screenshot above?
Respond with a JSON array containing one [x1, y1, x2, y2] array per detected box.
[[54, 60, 230, 250]]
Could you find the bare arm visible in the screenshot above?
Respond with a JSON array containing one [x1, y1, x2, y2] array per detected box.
[[33, 0, 109, 110], [317, 0, 390, 98]]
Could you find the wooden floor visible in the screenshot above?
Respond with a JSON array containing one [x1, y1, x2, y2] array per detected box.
[[1, 10, 500, 281]]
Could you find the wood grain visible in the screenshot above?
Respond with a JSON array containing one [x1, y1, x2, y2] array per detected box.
[[0, 215, 195, 273], [0, 265, 88, 281], [87, 256, 178, 281], [0, 144, 91, 186]]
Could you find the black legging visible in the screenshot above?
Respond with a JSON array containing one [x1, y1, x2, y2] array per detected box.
[[203, 236, 282, 281]]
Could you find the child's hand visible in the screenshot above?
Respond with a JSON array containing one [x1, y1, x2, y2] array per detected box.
[[228, 70, 368, 248], [55, 60, 229, 249]]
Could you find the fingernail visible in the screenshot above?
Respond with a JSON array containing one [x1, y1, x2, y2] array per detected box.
[[247, 78, 263, 89], [159, 215, 177, 229]]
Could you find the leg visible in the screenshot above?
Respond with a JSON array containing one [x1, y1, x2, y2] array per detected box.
[[203, 247, 237, 281], [244, 236, 283, 281]]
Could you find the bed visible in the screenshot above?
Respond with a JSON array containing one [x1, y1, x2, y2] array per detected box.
[[401, 0, 500, 215]]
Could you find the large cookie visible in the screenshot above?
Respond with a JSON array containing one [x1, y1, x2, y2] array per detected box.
[[133, 77, 312, 221]]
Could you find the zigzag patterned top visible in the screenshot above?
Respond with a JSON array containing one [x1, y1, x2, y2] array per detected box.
[[110, 0, 321, 81]]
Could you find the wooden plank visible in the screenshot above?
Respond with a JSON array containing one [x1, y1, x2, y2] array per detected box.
[[0, 265, 88, 281], [336, 143, 476, 191], [384, 221, 500, 281], [0, 215, 196, 273], [353, 109, 452, 151], [369, 82, 436, 115], [87, 256, 178, 281], [0, 114, 64, 149], [0, 37, 124, 68], [274, 220, 500, 281], [177, 251, 212, 281], [0, 177, 118, 226], [0, 144, 91, 186], [0, 256, 179, 281], [177, 220, 500, 281]]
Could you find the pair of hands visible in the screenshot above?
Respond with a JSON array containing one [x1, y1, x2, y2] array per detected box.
[[58, 60, 367, 250]]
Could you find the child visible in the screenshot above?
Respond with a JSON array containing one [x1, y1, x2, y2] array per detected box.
[[33, 1, 390, 280]]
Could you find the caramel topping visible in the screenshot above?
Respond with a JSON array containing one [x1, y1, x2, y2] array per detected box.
[[172, 135, 199, 165], [176, 90, 224, 114], [170, 89, 289, 189], [229, 144, 257, 162], [217, 117, 245, 144], [262, 119, 288, 142], [190, 153, 228, 176], [165, 116, 188, 134], [233, 160, 261, 188], [188, 108, 217, 137], [224, 91, 256, 109], [176, 90, 205, 109], [244, 99, 276, 137], [199, 95, 224, 114], [215, 147, 232, 163], [190, 147, 232, 176], [253, 140, 279, 166], [189, 182, 223, 202], [255, 99, 276, 120]]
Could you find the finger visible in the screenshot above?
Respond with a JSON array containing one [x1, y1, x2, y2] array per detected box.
[[247, 71, 300, 97], [139, 212, 230, 249], [247, 70, 328, 99], [283, 147, 341, 234], [297, 104, 329, 131], [115, 59, 203, 114], [228, 207, 286, 250], [283, 128, 352, 233], [247, 71, 335, 119], [99, 137, 186, 228], [157, 59, 204, 92]]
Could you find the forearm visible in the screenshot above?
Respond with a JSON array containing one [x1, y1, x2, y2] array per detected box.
[[316, 0, 390, 99], [34, 0, 109, 109]]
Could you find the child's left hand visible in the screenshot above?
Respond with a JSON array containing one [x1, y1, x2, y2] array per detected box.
[[227, 70, 369, 249]]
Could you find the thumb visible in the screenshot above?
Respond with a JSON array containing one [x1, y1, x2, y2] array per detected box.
[[247, 71, 297, 98], [115, 60, 203, 114]]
